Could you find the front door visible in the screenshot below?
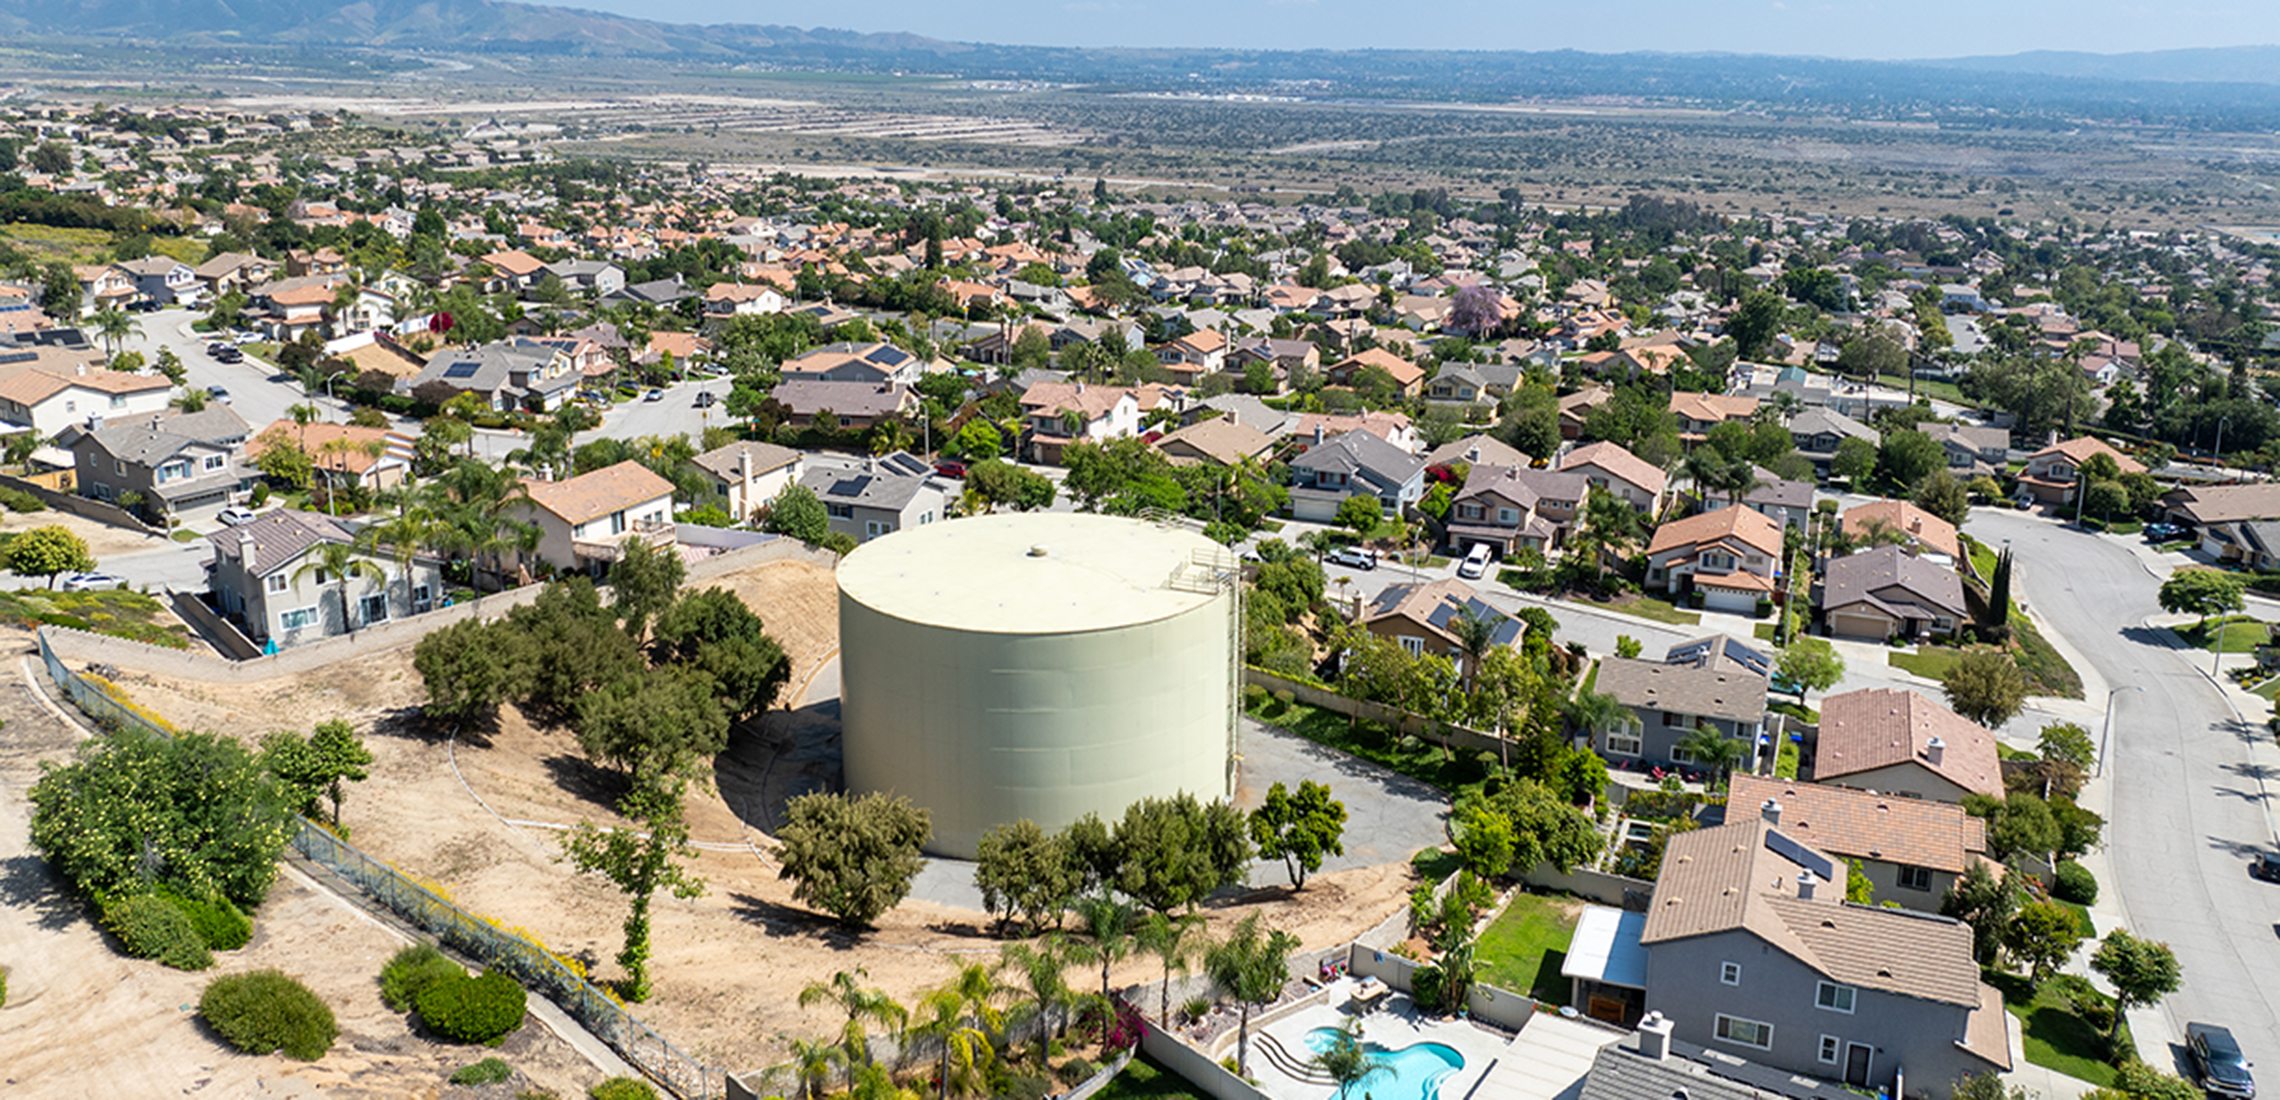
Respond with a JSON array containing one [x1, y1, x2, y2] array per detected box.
[[1844, 1043, 1873, 1088]]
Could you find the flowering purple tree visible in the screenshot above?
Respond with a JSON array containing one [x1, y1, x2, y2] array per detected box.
[[1447, 284, 1503, 337]]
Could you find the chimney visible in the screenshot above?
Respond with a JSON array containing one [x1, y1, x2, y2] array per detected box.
[[238, 530, 255, 565], [1796, 870, 1818, 901], [1925, 736, 1945, 766], [1313, 422, 1326, 445], [1638, 1012, 1674, 1060], [738, 447, 752, 486], [1760, 798, 1781, 827]]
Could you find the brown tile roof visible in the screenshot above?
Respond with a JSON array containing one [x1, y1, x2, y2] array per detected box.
[[1841, 499, 1960, 560], [2030, 436, 2144, 474], [1020, 381, 1133, 420], [520, 460, 674, 526], [1646, 504, 1783, 558], [1729, 774, 1988, 874], [1595, 655, 1767, 724], [1668, 391, 1759, 425], [1822, 545, 1968, 622], [0, 364, 169, 405], [1560, 440, 1669, 498], [247, 421, 412, 475], [1154, 415, 1274, 466], [481, 249, 547, 277], [1814, 688, 2003, 797], [1331, 346, 1424, 387]]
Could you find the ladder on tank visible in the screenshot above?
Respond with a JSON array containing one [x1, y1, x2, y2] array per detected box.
[[1163, 546, 1243, 800]]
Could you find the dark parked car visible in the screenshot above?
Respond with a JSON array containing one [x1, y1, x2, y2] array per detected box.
[[211, 346, 243, 364], [2145, 523, 2185, 541], [2190, 1023, 2256, 1100], [693, 391, 718, 408], [2252, 852, 2280, 883]]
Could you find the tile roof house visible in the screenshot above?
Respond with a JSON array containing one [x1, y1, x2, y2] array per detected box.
[[1560, 440, 1669, 512], [1324, 346, 1426, 397], [1288, 429, 1427, 523], [1591, 647, 1769, 771], [1018, 381, 1142, 465], [511, 460, 676, 579], [1424, 433, 1531, 472], [703, 280, 787, 319], [1633, 815, 2009, 1093], [1821, 546, 1967, 642], [1573, 1026, 1862, 1100], [1729, 775, 1990, 912], [245, 420, 415, 491], [112, 256, 203, 307], [1360, 578, 1522, 666], [1152, 415, 1275, 468], [1445, 463, 1569, 556], [59, 406, 251, 520], [0, 359, 172, 437], [782, 342, 926, 387], [407, 338, 581, 412], [796, 451, 947, 543], [1291, 410, 1418, 454], [1559, 384, 1614, 441], [1699, 465, 1814, 532], [1669, 392, 1761, 444], [1918, 423, 2010, 476], [1645, 506, 1784, 613], [1786, 407, 1878, 476], [1839, 499, 1959, 564], [2161, 481, 2280, 542], [1154, 327, 1228, 382], [2017, 437, 2144, 505], [690, 440, 804, 522], [1813, 688, 2003, 803], [208, 508, 443, 647], [767, 379, 915, 431]]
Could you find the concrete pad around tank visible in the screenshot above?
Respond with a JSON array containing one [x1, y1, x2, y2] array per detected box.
[[1232, 717, 1452, 885]]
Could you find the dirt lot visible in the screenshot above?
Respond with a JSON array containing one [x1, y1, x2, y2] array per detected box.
[[0, 634, 614, 1100], [0, 506, 175, 563], [53, 556, 1423, 1074]]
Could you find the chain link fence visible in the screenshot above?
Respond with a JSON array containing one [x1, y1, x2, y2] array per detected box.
[[37, 629, 727, 1100]]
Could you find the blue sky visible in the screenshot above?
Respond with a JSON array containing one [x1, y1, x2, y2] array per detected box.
[[549, 1, 2279, 57]]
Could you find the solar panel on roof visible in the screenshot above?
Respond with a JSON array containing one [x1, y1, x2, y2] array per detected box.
[[443, 362, 480, 379], [864, 345, 910, 365], [1764, 828, 1836, 884]]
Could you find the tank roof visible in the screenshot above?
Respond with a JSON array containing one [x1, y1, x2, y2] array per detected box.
[[837, 513, 1228, 634]]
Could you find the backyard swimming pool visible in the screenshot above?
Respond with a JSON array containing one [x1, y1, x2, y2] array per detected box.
[[1303, 1026, 1465, 1100]]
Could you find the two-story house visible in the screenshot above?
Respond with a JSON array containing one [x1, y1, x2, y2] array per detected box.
[[1446, 463, 1561, 556], [1152, 415, 1276, 468], [1698, 466, 1814, 532], [796, 451, 947, 543], [1645, 506, 1784, 612], [1325, 347, 1426, 397], [1292, 411, 1418, 455], [192, 252, 280, 299], [704, 280, 787, 322], [1729, 775, 1989, 912], [1786, 407, 1879, 478], [544, 259, 626, 298], [1423, 362, 1527, 409], [782, 342, 927, 387], [112, 257, 203, 308], [0, 359, 172, 437], [1669, 392, 1761, 447], [1591, 642, 1769, 770], [1821, 546, 1968, 642], [1018, 381, 1141, 465], [407, 338, 581, 412], [1560, 440, 1669, 513], [1917, 423, 2010, 477], [1154, 328, 1228, 383], [2016, 436, 2144, 506], [209, 508, 443, 647], [512, 460, 677, 579], [1839, 500, 1958, 565], [1287, 429, 1427, 523], [1225, 336, 1319, 394], [60, 406, 252, 520], [1813, 688, 2004, 803], [246, 420, 415, 492], [1361, 578, 1522, 666], [690, 440, 803, 522], [770, 379, 915, 432], [1633, 815, 2010, 1094]]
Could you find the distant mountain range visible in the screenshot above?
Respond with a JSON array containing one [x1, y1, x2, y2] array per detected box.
[[5, 1, 2280, 124]]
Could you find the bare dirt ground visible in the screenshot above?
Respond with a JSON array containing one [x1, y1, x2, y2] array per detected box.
[[0, 635, 612, 1100], [0, 507, 174, 562], [56, 557, 1423, 1074]]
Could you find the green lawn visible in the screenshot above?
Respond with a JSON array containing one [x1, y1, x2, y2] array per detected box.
[[1246, 697, 1492, 794], [1089, 1051, 1214, 1100], [1991, 973, 2126, 1088], [1766, 700, 1818, 724], [1575, 595, 1701, 626], [2253, 677, 2280, 701], [1752, 622, 1777, 641], [1474, 892, 1581, 1006], [2178, 615, 2268, 654], [2153, 540, 2194, 554], [1776, 741, 1800, 779], [1887, 647, 1963, 680], [1890, 634, 2082, 700], [1997, 743, 2038, 761]]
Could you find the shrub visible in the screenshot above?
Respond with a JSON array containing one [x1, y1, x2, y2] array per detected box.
[[1055, 1057, 1101, 1085], [1242, 684, 1267, 709], [160, 888, 252, 951], [588, 1078, 659, 1100], [1, 965, 8, 1007], [380, 943, 464, 1013], [0, 488, 45, 512], [2054, 860, 2099, 905], [1272, 689, 1294, 713], [1410, 964, 1446, 1014], [200, 970, 337, 1061], [451, 1057, 514, 1085], [1180, 995, 1212, 1022], [103, 892, 213, 971], [416, 969, 527, 1045]]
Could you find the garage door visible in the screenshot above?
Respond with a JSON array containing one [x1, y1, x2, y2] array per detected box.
[[1292, 496, 1342, 523], [1701, 587, 1759, 614], [1830, 612, 1893, 640]]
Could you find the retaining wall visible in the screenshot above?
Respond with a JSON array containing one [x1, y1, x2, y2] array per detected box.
[[1517, 862, 1655, 910], [1243, 667, 1511, 758], [1140, 1017, 1268, 1100], [0, 472, 155, 532]]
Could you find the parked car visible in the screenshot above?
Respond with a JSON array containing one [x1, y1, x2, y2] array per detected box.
[[2189, 1023, 2256, 1099], [206, 385, 232, 403], [643, 388, 665, 402], [1327, 547, 1378, 571], [211, 346, 243, 364], [59, 572, 128, 592], [1457, 542, 1494, 580], [693, 391, 718, 408], [2252, 852, 2280, 883], [2144, 522, 2185, 541], [933, 460, 969, 479], [217, 505, 258, 526]]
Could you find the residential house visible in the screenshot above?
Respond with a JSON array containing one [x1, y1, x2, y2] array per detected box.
[[1634, 815, 2010, 1094], [797, 451, 947, 543], [1645, 506, 1784, 613], [407, 338, 581, 412], [1918, 423, 2010, 476], [703, 281, 786, 321], [1729, 775, 1989, 912], [1152, 416, 1276, 468], [782, 342, 927, 387], [208, 509, 443, 647], [192, 251, 280, 298], [1423, 362, 1526, 408], [1291, 411, 1419, 454], [1561, 440, 1669, 513], [604, 275, 697, 309], [1731, 363, 1835, 409], [1569, 1024, 1862, 1100], [1699, 466, 1813, 531], [479, 249, 549, 293], [1287, 429, 1427, 523], [1786, 408, 1878, 476], [242, 275, 341, 342], [1324, 347, 1425, 397], [2016, 437, 2144, 506], [689, 440, 803, 522], [1813, 688, 2003, 803], [1839, 500, 1958, 565], [1670, 392, 1761, 446], [72, 264, 136, 315], [1591, 646, 1768, 771], [0, 360, 172, 437], [112, 256, 203, 307], [60, 406, 251, 519], [1154, 328, 1228, 383], [2160, 482, 2280, 560], [1360, 578, 1522, 662], [1821, 546, 1968, 643], [770, 379, 915, 431], [544, 258, 626, 297], [1445, 464, 1563, 555], [245, 420, 414, 492], [1559, 384, 1614, 441], [1424, 434, 1531, 472], [511, 460, 676, 578], [1018, 381, 1141, 465], [1225, 336, 1319, 393]]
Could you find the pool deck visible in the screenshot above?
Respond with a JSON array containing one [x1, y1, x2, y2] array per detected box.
[[1251, 979, 1625, 1100]]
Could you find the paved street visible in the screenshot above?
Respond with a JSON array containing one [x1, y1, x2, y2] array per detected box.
[[1965, 507, 2280, 1076]]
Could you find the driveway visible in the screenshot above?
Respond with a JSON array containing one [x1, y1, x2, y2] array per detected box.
[[1964, 507, 2280, 1075]]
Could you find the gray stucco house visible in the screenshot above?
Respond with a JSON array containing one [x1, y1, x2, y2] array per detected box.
[[59, 406, 253, 521], [797, 451, 948, 543], [1287, 429, 1426, 523], [1591, 635, 1770, 772], [208, 509, 444, 648]]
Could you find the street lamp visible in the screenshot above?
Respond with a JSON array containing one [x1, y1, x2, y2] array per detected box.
[[2098, 685, 2142, 777], [2214, 415, 2232, 473]]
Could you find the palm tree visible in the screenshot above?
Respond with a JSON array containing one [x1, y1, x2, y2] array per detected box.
[[3, 431, 40, 475], [1449, 603, 1500, 695], [1133, 910, 1205, 1027], [1565, 687, 1628, 745], [360, 487, 439, 613], [912, 986, 992, 1100], [1310, 1018, 1392, 1099], [1067, 893, 1138, 1004], [288, 402, 323, 451], [1676, 724, 1751, 787], [89, 305, 141, 360], [1202, 913, 1300, 1080], [290, 540, 387, 637], [787, 1037, 846, 1100], [1574, 487, 1641, 588], [798, 969, 909, 1073], [998, 938, 1075, 1067], [1685, 449, 1758, 508], [171, 387, 209, 413]]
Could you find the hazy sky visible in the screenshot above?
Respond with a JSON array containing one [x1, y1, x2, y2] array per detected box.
[[547, 0, 2279, 58]]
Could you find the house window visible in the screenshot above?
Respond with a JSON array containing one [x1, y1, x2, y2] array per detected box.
[[1816, 982, 1856, 1014], [1720, 962, 1742, 986], [203, 455, 226, 470], [413, 584, 432, 608], [826, 503, 854, 519], [1897, 865, 1933, 892], [1671, 745, 1699, 764], [1819, 1036, 1842, 1064], [1497, 508, 1518, 524], [360, 593, 389, 624], [109, 395, 127, 409], [1606, 727, 1642, 756], [279, 607, 318, 630], [1662, 711, 1682, 727], [1458, 504, 1482, 521], [864, 520, 889, 539], [609, 511, 627, 535], [1713, 1015, 1772, 1050], [264, 574, 288, 593], [1398, 636, 1424, 657]]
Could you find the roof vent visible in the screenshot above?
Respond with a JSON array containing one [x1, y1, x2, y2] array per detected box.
[[1028, 544, 1049, 558], [1926, 736, 1946, 765]]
